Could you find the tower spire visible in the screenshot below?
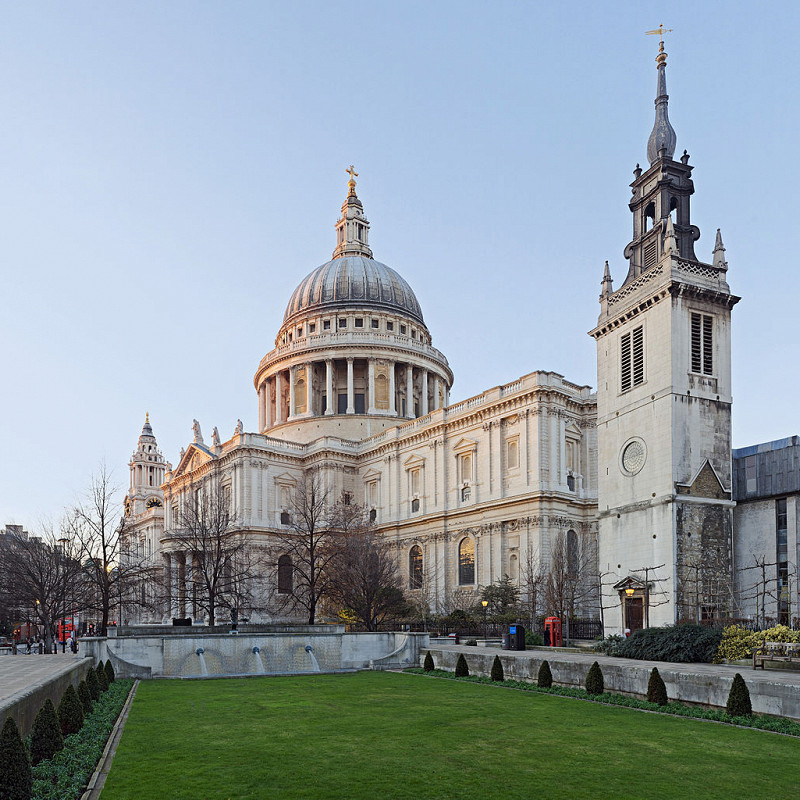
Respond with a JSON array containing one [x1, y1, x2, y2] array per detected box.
[[333, 166, 373, 259], [646, 29, 677, 165]]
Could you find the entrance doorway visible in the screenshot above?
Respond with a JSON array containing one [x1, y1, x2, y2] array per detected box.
[[625, 597, 644, 631]]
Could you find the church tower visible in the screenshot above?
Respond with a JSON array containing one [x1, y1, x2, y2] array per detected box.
[[124, 414, 168, 518], [590, 40, 740, 633]]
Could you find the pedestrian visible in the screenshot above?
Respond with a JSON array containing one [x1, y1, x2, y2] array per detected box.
[[70, 631, 78, 654], [25, 637, 31, 654]]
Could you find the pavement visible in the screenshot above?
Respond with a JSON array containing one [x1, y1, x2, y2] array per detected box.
[[0, 651, 87, 706]]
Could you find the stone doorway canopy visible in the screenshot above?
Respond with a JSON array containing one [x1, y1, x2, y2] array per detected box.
[[614, 576, 647, 632]]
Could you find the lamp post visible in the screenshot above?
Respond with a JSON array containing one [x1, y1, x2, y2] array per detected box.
[[481, 599, 489, 641], [58, 537, 69, 653]]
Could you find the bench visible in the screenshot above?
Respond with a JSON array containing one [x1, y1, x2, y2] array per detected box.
[[752, 640, 800, 670]]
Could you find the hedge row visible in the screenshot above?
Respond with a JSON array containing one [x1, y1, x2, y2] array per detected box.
[[0, 660, 125, 800], [410, 656, 790, 735]]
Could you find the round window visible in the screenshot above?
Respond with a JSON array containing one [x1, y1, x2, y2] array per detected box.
[[621, 439, 646, 475]]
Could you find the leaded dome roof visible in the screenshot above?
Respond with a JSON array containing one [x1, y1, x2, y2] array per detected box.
[[283, 255, 424, 325]]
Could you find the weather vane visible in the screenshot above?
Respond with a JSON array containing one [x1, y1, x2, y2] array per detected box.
[[645, 24, 673, 46]]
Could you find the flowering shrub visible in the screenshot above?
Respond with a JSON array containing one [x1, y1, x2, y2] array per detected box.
[[715, 625, 800, 663]]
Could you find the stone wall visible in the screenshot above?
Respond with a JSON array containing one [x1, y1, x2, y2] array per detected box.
[[421, 647, 800, 721], [0, 658, 93, 738]]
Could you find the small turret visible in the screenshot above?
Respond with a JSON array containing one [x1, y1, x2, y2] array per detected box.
[[713, 228, 728, 271], [332, 165, 373, 259], [600, 261, 614, 298], [126, 414, 167, 516], [647, 41, 677, 165]]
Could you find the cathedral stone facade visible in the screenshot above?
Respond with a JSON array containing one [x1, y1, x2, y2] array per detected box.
[[122, 45, 796, 635]]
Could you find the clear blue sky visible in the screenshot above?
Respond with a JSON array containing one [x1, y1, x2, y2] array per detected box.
[[1, 1, 797, 525]]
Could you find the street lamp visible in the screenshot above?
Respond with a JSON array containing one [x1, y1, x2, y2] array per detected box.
[[58, 537, 69, 653], [481, 599, 489, 640], [625, 587, 635, 597]]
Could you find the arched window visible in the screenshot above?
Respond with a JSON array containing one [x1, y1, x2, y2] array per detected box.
[[278, 555, 293, 594], [409, 545, 423, 589], [567, 529, 578, 577], [458, 538, 475, 585]]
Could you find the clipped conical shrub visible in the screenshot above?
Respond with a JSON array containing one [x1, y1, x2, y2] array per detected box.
[[647, 667, 668, 706], [455, 653, 469, 677], [86, 667, 101, 701], [726, 673, 753, 717], [104, 659, 116, 684], [585, 661, 604, 695], [97, 664, 109, 692], [423, 651, 434, 672], [491, 655, 504, 682], [0, 715, 32, 800], [57, 684, 84, 737], [29, 699, 64, 766], [78, 680, 93, 716], [537, 660, 553, 688]]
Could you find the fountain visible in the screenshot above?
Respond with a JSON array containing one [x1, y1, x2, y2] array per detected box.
[[305, 644, 321, 672], [252, 645, 266, 674], [195, 647, 209, 676]]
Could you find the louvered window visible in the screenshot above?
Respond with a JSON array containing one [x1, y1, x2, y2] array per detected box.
[[621, 325, 645, 392], [644, 241, 658, 269], [690, 313, 714, 375]]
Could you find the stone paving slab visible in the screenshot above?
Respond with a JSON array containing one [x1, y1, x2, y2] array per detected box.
[[0, 652, 92, 737], [0, 652, 87, 704]]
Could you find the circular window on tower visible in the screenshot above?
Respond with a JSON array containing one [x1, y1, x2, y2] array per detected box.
[[620, 438, 647, 476]]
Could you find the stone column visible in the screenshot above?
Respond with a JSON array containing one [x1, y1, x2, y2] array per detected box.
[[306, 362, 314, 416], [406, 365, 414, 418], [444, 385, 449, 408], [265, 379, 274, 429], [368, 359, 376, 413], [346, 358, 355, 414], [275, 371, 284, 423], [258, 384, 265, 432], [289, 366, 296, 419], [177, 553, 186, 618], [389, 362, 396, 415], [433, 376, 440, 410], [163, 553, 172, 622], [421, 371, 429, 416], [325, 360, 334, 415]]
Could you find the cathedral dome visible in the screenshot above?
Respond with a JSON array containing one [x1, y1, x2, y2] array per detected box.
[[283, 255, 424, 326]]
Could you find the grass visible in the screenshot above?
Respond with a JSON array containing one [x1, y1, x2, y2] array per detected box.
[[101, 671, 800, 800]]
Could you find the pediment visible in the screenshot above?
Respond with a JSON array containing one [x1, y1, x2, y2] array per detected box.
[[452, 437, 478, 453], [362, 467, 382, 481], [403, 453, 426, 469], [172, 444, 215, 478], [565, 421, 581, 439], [676, 460, 729, 500], [274, 472, 297, 486], [613, 576, 646, 592]]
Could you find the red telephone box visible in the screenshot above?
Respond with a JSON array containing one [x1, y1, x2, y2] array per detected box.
[[544, 617, 562, 647]]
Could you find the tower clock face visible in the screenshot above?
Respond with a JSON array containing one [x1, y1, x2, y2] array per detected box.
[[621, 439, 646, 475]]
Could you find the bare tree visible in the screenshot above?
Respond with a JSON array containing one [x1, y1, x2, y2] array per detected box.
[[67, 466, 150, 636], [544, 530, 598, 636], [1, 524, 84, 652], [326, 503, 406, 630], [520, 548, 548, 630], [270, 470, 339, 624], [169, 476, 260, 627]]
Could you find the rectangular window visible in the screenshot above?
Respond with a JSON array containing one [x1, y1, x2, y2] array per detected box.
[[309, 323, 315, 333], [387, 321, 394, 331], [323, 320, 331, 330], [400, 324, 407, 334], [371, 319, 379, 329], [339, 318, 347, 329], [691, 313, 714, 375], [354, 393, 366, 414], [337, 394, 348, 413], [620, 325, 645, 392], [411, 468, 420, 496], [355, 318, 364, 328]]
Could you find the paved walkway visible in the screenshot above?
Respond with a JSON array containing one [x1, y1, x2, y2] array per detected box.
[[0, 652, 86, 706]]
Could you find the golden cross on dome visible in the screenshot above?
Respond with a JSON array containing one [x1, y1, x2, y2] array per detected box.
[[346, 165, 358, 181]]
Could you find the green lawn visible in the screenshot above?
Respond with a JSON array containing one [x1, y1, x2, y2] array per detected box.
[[102, 672, 800, 800]]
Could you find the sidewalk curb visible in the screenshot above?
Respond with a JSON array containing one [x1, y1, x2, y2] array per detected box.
[[80, 679, 139, 800]]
